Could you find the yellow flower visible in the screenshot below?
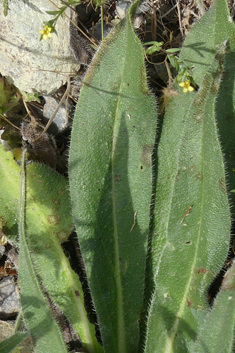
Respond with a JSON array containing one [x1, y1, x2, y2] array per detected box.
[[179, 80, 194, 93], [39, 25, 53, 40]]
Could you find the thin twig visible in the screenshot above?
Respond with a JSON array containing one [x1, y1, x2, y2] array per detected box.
[[195, 0, 206, 16], [48, 0, 98, 47], [176, 0, 183, 37], [43, 76, 71, 134], [130, 211, 137, 232]]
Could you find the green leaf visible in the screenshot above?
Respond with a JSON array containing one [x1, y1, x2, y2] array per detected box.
[[144, 41, 164, 55], [145, 40, 231, 353], [168, 54, 179, 69], [179, 0, 234, 86], [0, 145, 100, 352], [46, 10, 61, 15], [20, 90, 40, 103], [145, 45, 163, 56], [165, 48, 181, 54], [25, 164, 101, 353], [0, 144, 73, 242], [144, 41, 163, 46], [0, 333, 28, 353], [19, 150, 68, 353], [0, 145, 21, 240], [190, 260, 235, 353], [68, 1, 157, 352]]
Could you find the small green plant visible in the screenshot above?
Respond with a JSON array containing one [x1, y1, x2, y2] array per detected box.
[[20, 90, 40, 103], [144, 41, 196, 91], [2, 0, 10, 16], [39, 0, 81, 40], [144, 40, 164, 55], [168, 53, 197, 90]]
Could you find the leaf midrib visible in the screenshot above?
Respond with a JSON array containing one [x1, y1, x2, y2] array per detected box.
[[111, 19, 132, 353]]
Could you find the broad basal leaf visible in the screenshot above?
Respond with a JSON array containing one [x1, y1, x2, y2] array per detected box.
[[69, 1, 157, 352]]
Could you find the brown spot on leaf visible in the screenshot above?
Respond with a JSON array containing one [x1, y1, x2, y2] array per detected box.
[[57, 230, 68, 242], [197, 268, 210, 275], [48, 214, 61, 226], [141, 145, 153, 168], [52, 199, 61, 210], [195, 172, 203, 180], [175, 170, 181, 181], [188, 165, 196, 174], [187, 299, 193, 307], [193, 112, 204, 123], [226, 115, 233, 123], [114, 174, 121, 182]]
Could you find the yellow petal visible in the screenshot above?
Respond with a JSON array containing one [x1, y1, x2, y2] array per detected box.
[[179, 82, 185, 87], [182, 87, 188, 93], [188, 85, 194, 92]]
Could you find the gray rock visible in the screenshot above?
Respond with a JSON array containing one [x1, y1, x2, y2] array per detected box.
[[92, 22, 113, 41], [0, 319, 14, 340], [0, 245, 5, 258], [0, 319, 33, 353], [43, 96, 71, 135], [0, 0, 80, 95], [116, 0, 151, 19], [0, 277, 20, 319], [116, 1, 131, 19]]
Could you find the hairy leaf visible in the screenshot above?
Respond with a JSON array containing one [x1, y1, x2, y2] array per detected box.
[[69, 1, 157, 352], [145, 33, 231, 353]]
